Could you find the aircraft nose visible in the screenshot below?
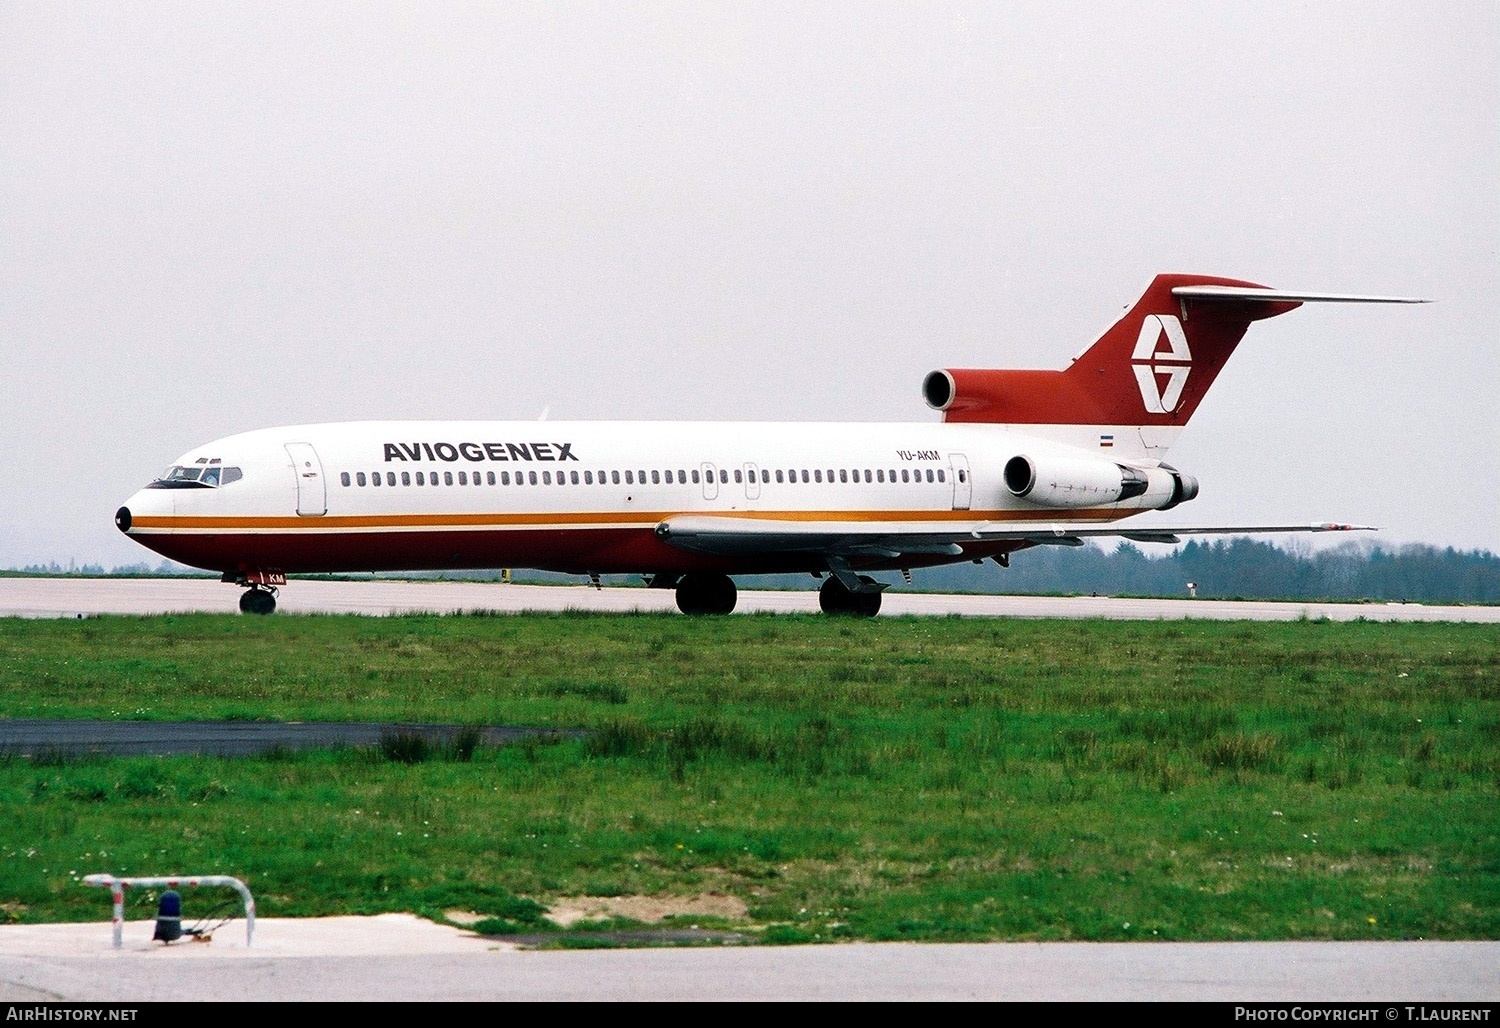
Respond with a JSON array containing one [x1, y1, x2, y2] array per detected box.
[[115, 506, 132, 533]]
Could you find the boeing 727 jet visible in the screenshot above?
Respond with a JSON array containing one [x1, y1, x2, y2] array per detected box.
[[115, 274, 1424, 615]]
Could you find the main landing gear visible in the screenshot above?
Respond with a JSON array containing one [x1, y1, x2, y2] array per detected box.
[[659, 571, 883, 617], [238, 587, 277, 616], [674, 573, 737, 616], [819, 575, 883, 617]]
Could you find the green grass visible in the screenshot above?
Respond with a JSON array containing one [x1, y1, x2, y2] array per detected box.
[[0, 612, 1496, 942]]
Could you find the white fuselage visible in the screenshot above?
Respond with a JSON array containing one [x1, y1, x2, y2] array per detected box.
[[117, 419, 1179, 579]]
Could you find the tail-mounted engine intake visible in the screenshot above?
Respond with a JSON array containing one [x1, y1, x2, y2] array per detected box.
[[1004, 454, 1199, 511], [924, 367, 1091, 424]]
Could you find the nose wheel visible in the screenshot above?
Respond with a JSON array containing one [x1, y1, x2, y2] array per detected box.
[[238, 587, 278, 615]]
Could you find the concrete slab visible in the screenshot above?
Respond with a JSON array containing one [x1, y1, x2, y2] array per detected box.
[[2, 577, 1497, 622], [0, 914, 511, 960]]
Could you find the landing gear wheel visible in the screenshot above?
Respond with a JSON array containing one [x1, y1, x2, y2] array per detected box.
[[675, 573, 737, 615], [239, 588, 277, 615], [818, 576, 882, 617]]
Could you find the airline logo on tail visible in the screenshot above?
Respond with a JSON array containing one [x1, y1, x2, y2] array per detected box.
[[1131, 313, 1192, 414]]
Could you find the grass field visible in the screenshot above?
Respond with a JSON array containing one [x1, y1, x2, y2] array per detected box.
[[1, 612, 1496, 944]]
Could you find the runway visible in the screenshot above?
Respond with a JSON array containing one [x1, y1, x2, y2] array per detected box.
[[3, 576, 1497, 621], [1, 916, 1496, 1001]]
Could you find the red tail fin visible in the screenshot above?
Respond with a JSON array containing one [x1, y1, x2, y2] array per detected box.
[[925, 274, 1299, 426]]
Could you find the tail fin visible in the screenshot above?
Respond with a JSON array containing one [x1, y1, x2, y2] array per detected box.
[[924, 273, 1424, 427]]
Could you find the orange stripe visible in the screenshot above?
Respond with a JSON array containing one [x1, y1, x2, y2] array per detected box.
[[131, 508, 1120, 532]]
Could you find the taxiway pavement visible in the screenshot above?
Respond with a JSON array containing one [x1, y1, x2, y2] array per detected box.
[[1, 917, 1496, 1001], [2, 577, 1496, 622]]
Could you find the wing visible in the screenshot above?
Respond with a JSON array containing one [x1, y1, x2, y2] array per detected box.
[[654, 515, 1372, 559]]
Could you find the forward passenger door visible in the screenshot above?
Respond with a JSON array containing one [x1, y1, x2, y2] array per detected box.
[[286, 442, 327, 516]]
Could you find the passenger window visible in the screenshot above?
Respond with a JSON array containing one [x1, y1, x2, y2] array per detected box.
[[458, 471, 468, 485], [401, 472, 411, 486], [371, 471, 381, 487], [543, 471, 552, 485], [651, 470, 660, 485], [500, 471, 510, 485], [838, 469, 847, 483], [691, 469, 700, 484], [775, 470, 784, 483], [357, 472, 366, 486], [761, 470, 770, 483], [674, 469, 683, 484], [341, 472, 351, 487], [814, 470, 823, 483], [625, 470, 634, 485], [901, 469, 909, 483], [529, 471, 538, 485], [719, 469, 728, 484], [487, 471, 495, 485], [800, 470, 809, 483], [612, 470, 620, 485], [959, 470, 966, 483], [570, 470, 579, 484], [937, 469, 945, 483], [384, 472, 393, 486], [877, 469, 884, 482], [584, 470, 593, 485], [734, 469, 743, 484], [442, 472, 452, 485]]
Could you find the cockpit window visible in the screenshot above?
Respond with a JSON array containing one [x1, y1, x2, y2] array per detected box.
[[147, 464, 244, 489]]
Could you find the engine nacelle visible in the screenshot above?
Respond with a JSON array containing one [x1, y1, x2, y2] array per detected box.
[[924, 367, 1088, 423], [1004, 454, 1199, 511]]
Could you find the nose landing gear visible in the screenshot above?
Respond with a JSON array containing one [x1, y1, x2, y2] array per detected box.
[[224, 570, 286, 615], [238, 587, 277, 615]]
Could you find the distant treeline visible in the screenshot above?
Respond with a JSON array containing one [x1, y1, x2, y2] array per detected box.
[[913, 539, 1500, 604], [8, 539, 1499, 603], [5, 561, 210, 578]]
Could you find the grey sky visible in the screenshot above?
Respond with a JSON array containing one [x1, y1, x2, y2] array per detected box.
[[3, 1, 1496, 568]]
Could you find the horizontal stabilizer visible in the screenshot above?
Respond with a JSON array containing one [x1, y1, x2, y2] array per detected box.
[[1172, 286, 1429, 305]]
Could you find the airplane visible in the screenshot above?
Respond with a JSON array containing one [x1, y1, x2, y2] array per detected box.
[[114, 273, 1425, 616]]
